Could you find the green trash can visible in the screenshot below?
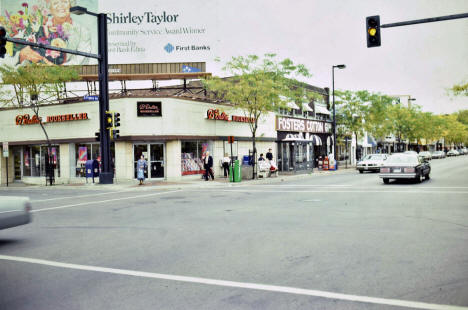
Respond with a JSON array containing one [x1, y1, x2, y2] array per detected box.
[[229, 160, 241, 182]]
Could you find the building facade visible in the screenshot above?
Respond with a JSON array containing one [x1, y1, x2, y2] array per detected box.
[[0, 94, 277, 185]]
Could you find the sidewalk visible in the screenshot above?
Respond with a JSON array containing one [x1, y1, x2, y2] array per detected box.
[[1, 167, 357, 191]]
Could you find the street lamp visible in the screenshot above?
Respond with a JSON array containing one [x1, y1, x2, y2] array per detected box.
[[70, 6, 113, 184], [332, 64, 346, 168]]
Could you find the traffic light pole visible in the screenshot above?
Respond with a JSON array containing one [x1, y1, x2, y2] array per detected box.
[[381, 13, 468, 29], [97, 13, 113, 184]]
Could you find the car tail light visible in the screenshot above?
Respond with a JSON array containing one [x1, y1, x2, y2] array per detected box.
[[380, 168, 390, 173], [404, 168, 415, 173], [24, 202, 32, 213]]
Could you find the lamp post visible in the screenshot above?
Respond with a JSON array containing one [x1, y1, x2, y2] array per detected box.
[[70, 6, 113, 184], [332, 64, 346, 168]]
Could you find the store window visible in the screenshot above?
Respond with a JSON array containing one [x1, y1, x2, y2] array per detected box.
[[181, 141, 211, 175], [31, 146, 41, 176], [75, 143, 115, 177], [22, 147, 31, 177], [16, 145, 60, 178]]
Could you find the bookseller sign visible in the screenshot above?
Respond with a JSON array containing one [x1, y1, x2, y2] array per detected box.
[[137, 102, 162, 117]]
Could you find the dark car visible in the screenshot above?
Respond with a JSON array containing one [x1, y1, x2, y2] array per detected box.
[[379, 153, 430, 184]]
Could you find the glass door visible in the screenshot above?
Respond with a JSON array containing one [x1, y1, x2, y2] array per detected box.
[[134, 144, 148, 179], [150, 144, 164, 178], [133, 143, 165, 179], [13, 147, 22, 180]]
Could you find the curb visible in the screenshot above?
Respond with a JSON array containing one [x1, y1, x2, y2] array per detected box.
[[1, 168, 357, 191]]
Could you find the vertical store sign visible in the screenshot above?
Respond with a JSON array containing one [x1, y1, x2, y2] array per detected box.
[[2, 142, 8, 157]]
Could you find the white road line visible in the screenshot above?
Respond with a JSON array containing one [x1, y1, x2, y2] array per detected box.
[[250, 185, 468, 189], [250, 184, 353, 187], [32, 190, 136, 202], [31, 190, 182, 213], [195, 189, 468, 194], [0, 255, 465, 310]]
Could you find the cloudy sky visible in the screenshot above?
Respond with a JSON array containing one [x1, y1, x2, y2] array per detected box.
[[200, 0, 467, 114]]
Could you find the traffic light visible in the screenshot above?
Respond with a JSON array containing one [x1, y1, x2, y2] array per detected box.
[[113, 112, 120, 127], [0, 26, 7, 58], [366, 15, 381, 48], [112, 129, 120, 139], [95, 131, 100, 141], [105, 111, 113, 129]]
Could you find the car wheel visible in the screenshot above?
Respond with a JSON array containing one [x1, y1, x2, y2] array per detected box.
[[359, 170, 363, 174], [383, 178, 389, 184], [416, 173, 423, 183]]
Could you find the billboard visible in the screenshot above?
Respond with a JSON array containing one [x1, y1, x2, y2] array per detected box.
[[0, 0, 216, 67]]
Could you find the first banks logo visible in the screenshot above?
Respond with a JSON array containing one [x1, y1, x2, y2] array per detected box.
[[163, 43, 210, 53], [164, 43, 175, 53]]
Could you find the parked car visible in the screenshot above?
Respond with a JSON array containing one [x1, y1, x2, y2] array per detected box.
[[460, 148, 468, 155], [356, 154, 389, 173], [0, 196, 32, 230], [431, 151, 446, 159], [447, 149, 459, 156], [418, 151, 432, 161], [404, 151, 418, 155], [379, 153, 431, 184]]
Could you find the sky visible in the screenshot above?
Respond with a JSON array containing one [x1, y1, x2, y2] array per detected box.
[[2, 0, 466, 114], [202, 0, 468, 114]]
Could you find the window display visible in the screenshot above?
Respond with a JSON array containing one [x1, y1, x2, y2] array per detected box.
[[181, 141, 210, 175]]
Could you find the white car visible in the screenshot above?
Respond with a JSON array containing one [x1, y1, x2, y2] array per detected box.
[[357, 154, 389, 173], [447, 150, 459, 156], [0, 196, 32, 230]]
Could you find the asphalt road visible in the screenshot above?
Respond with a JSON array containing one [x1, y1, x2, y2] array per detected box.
[[1, 156, 468, 310]]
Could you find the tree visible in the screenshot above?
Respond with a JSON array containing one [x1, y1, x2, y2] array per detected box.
[[449, 81, 468, 97], [441, 114, 468, 147], [335, 90, 368, 160], [202, 54, 316, 178], [0, 63, 80, 184]]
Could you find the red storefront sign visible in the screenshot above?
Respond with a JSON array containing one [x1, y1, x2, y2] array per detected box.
[[16, 113, 89, 125], [206, 109, 255, 123]]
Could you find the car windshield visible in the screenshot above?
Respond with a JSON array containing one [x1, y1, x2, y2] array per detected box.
[[386, 155, 419, 164], [363, 155, 383, 161]]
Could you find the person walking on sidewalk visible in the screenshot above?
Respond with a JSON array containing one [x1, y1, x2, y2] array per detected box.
[[222, 153, 230, 178], [203, 151, 214, 181], [137, 155, 148, 185]]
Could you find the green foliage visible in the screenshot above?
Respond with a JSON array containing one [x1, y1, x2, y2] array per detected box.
[[0, 63, 80, 107], [202, 54, 315, 137], [450, 81, 468, 97]]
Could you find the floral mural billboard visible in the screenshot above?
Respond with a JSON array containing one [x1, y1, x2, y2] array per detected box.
[[0, 0, 98, 66]]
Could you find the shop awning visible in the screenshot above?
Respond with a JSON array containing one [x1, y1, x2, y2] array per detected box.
[[286, 101, 300, 110], [367, 135, 377, 147], [302, 103, 314, 112], [282, 133, 308, 141], [310, 135, 322, 146], [315, 105, 331, 115]]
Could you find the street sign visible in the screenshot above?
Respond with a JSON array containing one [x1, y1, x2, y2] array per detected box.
[[228, 136, 235, 144], [84, 95, 99, 101], [2, 142, 8, 157]]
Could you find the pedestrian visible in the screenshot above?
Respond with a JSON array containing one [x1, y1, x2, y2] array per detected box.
[[266, 148, 273, 161], [222, 153, 230, 178], [137, 155, 148, 185], [258, 153, 265, 161], [203, 151, 214, 181]]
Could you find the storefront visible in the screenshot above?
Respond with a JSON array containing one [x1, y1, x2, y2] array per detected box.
[[275, 116, 333, 173], [0, 94, 277, 184]]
